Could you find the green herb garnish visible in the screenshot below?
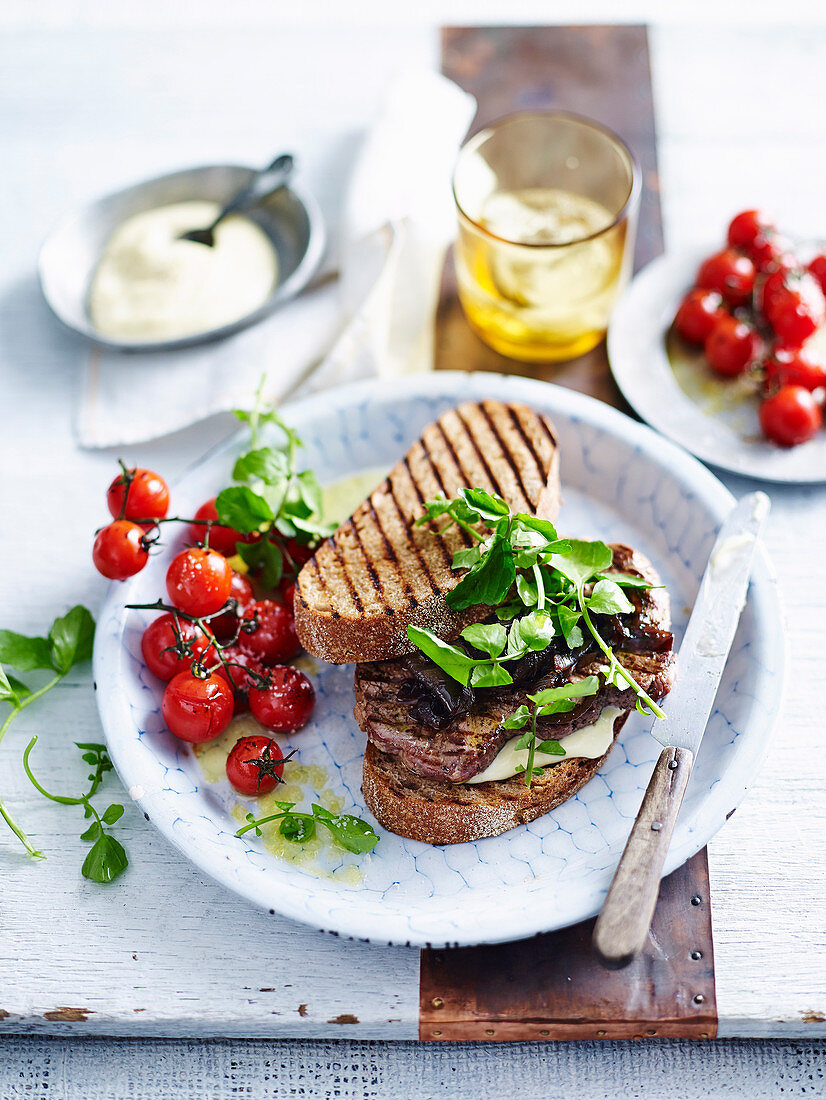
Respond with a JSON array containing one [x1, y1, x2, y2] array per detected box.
[[409, 489, 665, 722], [503, 675, 600, 786], [237, 802, 379, 854]]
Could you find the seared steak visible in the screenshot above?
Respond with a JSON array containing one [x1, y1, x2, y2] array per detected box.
[[353, 544, 675, 783]]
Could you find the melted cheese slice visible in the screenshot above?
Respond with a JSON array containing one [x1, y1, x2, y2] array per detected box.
[[466, 706, 622, 785]]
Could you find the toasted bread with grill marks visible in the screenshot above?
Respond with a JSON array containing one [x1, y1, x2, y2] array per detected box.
[[361, 713, 629, 845], [294, 401, 561, 664]]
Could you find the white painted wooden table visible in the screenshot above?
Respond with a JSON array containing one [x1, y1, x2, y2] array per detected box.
[[1, 6, 825, 1097]]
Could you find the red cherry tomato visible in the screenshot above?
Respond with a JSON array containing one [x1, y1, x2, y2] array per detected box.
[[166, 547, 233, 617], [674, 288, 726, 344], [188, 498, 245, 558], [758, 267, 826, 347], [284, 538, 314, 570], [208, 572, 256, 641], [280, 580, 296, 609], [141, 613, 215, 681], [249, 665, 315, 732], [759, 385, 823, 447], [704, 316, 759, 377], [239, 600, 301, 665], [93, 520, 149, 581], [726, 210, 785, 270], [696, 249, 756, 307], [764, 347, 826, 393], [162, 670, 234, 743], [226, 735, 285, 796], [807, 254, 826, 298], [106, 467, 170, 524], [214, 645, 267, 712]]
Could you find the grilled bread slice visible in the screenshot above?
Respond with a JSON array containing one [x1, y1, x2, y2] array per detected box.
[[294, 401, 561, 664]]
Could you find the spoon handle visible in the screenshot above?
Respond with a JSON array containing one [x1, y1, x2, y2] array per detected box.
[[209, 153, 294, 228]]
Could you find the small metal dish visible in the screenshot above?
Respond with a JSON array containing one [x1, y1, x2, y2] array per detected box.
[[38, 163, 326, 352]]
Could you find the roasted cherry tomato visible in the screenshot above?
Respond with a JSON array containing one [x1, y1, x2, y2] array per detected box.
[[283, 538, 314, 571], [208, 572, 256, 641], [106, 467, 170, 525], [141, 613, 216, 681], [764, 347, 826, 393], [726, 210, 785, 270], [162, 670, 234, 743], [807, 254, 826, 298], [249, 665, 315, 732], [188, 498, 245, 558], [759, 385, 823, 447], [758, 267, 826, 348], [696, 249, 756, 307], [239, 599, 301, 665], [674, 288, 726, 344], [93, 520, 149, 581], [280, 579, 296, 609], [226, 735, 285, 796], [704, 315, 759, 377], [166, 546, 233, 617], [215, 645, 268, 712]]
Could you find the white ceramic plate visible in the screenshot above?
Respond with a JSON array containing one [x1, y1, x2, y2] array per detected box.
[[93, 373, 784, 947], [608, 249, 826, 483]]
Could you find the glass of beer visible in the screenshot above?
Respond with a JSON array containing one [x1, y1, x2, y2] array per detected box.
[[452, 111, 640, 363]]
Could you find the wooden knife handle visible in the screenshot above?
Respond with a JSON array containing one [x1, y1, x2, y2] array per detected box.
[[592, 745, 693, 970]]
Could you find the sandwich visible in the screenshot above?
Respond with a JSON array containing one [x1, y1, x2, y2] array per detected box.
[[295, 401, 675, 844]]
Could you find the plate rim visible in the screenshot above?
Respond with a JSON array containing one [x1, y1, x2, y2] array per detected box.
[[93, 371, 785, 946], [607, 248, 826, 484]]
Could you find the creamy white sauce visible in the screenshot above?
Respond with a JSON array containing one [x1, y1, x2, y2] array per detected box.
[[710, 532, 755, 576], [466, 705, 621, 784], [89, 200, 278, 341]]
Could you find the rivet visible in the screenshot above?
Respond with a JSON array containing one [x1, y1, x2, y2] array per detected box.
[[668, 760, 678, 770], [431, 997, 443, 1009], [690, 895, 702, 906], [701, 1032, 709, 1039], [691, 950, 703, 960], [651, 821, 662, 832], [646, 1029, 656, 1036], [485, 1029, 495, 1036], [432, 1030, 442, 1037], [596, 1029, 606, 1036], [693, 994, 705, 1005], [540, 1029, 549, 1036]]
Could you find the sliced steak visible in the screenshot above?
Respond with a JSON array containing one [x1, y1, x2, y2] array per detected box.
[[353, 544, 676, 783]]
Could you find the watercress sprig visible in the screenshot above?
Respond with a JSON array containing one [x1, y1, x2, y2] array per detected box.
[[237, 802, 379, 854], [502, 675, 600, 787], [409, 488, 665, 720]]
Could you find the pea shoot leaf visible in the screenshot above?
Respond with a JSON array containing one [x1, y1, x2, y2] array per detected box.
[[537, 739, 566, 756], [549, 540, 614, 588], [595, 570, 653, 589], [503, 704, 531, 730], [311, 804, 379, 853], [406, 627, 475, 686], [529, 675, 600, 712], [461, 488, 510, 523], [470, 662, 513, 688], [556, 604, 584, 649], [446, 536, 515, 611], [237, 537, 283, 589], [586, 579, 635, 616], [460, 622, 507, 658], [452, 546, 483, 571], [215, 486, 274, 534], [0, 631, 53, 672], [48, 606, 95, 674], [81, 833, 129, 884], [0, 665, 20, 705], [232, 447, 289, 485], [517, 609, 556, 651], [279, 814, 315, 842]]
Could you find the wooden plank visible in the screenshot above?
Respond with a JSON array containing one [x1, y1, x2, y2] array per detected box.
[[423, 24, 718, 1042], [420, 851, 716, 1041]]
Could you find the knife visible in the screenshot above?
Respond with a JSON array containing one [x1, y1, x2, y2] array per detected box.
[[592, 491, 770, 970]]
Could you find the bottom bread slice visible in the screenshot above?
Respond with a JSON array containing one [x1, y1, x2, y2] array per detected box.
[[362, 712, 629, 845]]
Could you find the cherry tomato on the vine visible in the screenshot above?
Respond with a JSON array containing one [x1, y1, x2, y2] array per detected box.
[[141, 613, 216, 681], [107, 467, 170, 525], [93, 520, 149, 581], [239, 599, 301, 665], [162, 670, 234, 743], [226, 735, 285, 796], [215, 645, 268, 712], [283, 538, 314, 571], [703, 315, 759, 377], [696, 249, 756, 307], [758, 268, 826, 348], [249, 665, 315, 732], [674, 288, 727, 345], [764, 347, 826, 393], [759, 385, 823, 447], [209, 572, 256, 641], [166, 547, 233, 617], [726, 210, 786, 270], [279, 580, 296, 609], [807, 254, 826, 298], [188, 498, 245, 558]]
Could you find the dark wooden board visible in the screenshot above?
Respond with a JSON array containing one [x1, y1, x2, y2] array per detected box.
[[421, 24, 717, 1041]]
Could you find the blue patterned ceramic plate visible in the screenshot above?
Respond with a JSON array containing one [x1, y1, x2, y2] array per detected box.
[[93, 373, 783, 947], [608, 249, 826, 483]]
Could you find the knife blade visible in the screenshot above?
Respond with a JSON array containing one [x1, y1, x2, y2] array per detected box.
[[592, 490, 770, 969]]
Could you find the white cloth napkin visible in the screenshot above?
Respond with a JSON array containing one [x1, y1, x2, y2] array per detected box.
[[77, 71, 476, 448]]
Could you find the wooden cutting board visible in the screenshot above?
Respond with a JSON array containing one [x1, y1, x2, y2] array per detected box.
[[424, 23, 718, 1042]]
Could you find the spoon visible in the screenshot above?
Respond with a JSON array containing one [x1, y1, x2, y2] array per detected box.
[[178, 153, 295, 247]]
